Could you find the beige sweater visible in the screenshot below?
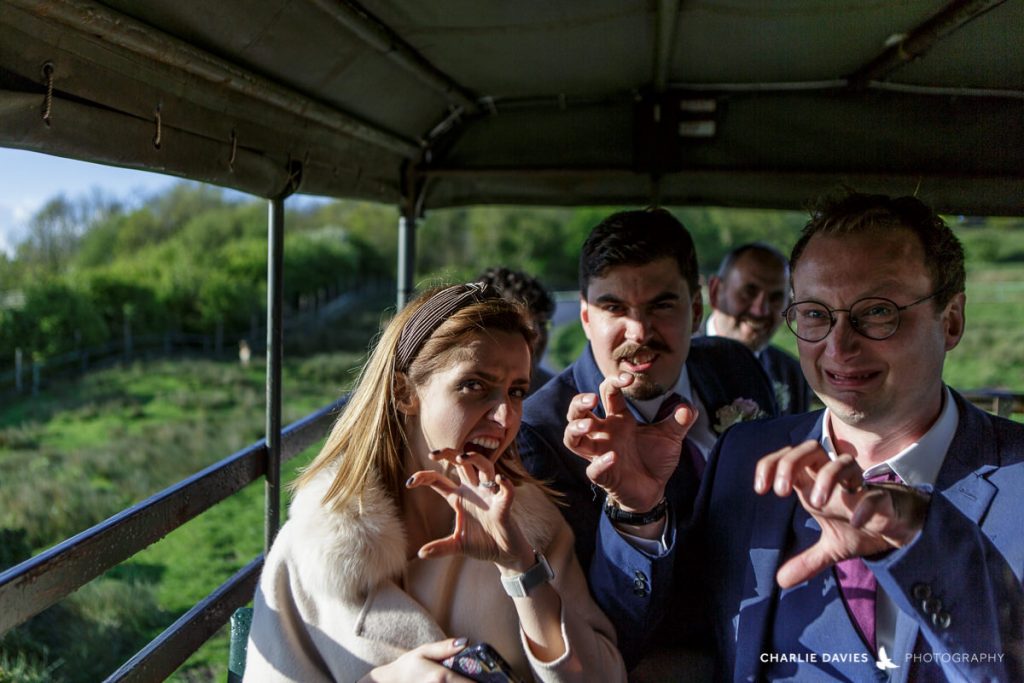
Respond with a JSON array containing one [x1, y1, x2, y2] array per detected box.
[[244, 470, 625, 682]]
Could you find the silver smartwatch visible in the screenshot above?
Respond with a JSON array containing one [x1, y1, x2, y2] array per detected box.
[[500, 551, 554, 598]]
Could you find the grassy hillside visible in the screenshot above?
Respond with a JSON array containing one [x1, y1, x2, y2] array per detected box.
[[0, 281, 395, 683]]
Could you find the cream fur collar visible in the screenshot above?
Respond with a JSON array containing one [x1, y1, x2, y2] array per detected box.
[[285, 469, 561, 603]]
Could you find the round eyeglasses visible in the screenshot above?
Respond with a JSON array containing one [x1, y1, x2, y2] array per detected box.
[[782, 291, 944, 342]]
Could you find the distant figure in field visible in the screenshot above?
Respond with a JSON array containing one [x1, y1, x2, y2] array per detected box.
[[705, 242, 813, 414], [477, 267, 556, 393], [238, 339, 251, 368]]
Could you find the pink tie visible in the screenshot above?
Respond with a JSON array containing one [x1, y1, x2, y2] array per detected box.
[[834, 469, 900, 652], [653, 394, 705, 479]]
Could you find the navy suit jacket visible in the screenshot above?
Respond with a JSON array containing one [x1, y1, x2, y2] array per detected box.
[[518, 336, 777, 664], [759, 344, 815, 415], [598, 391, 1024, 682]]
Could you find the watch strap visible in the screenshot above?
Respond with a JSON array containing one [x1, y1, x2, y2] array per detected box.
[[603, 496, 668, 526], [500, 551, 554, 598]]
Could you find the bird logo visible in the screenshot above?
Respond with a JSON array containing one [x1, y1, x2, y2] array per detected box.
[[875, 646, 900, 671]]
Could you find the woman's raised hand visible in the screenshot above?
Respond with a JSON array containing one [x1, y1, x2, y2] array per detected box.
[[358, 638, 473, 683], [406, 448, 532, 570]]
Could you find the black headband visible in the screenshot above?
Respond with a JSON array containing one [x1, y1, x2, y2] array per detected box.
[[396, 283, 499, 371]]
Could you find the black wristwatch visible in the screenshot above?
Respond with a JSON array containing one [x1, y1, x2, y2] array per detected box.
[[603, 496, 668, 526]]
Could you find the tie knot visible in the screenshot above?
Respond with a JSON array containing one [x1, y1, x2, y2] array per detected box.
[[654, 393, 684, 423], [865, 469, 901, 484]]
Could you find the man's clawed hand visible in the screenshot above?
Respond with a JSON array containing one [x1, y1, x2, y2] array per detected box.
[[755, 440, 930, 588], [564, 372, 697, 513]]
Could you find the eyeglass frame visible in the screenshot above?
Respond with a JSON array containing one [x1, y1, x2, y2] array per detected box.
[[781, 289, 948, 342]]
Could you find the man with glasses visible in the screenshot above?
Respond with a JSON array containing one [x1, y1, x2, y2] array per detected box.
[[578, 193, 1024, 681]]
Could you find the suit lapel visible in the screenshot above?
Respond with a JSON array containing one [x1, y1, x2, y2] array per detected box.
[[686, 350, 726, 415], [890, 393, 999, 668], [733, 418, 824, 682], [934, 393, 999, 523]]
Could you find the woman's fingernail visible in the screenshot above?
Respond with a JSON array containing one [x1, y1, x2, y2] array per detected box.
[[453, 637, 468, 648], [405, 475, 415, 487], [754, 474, 765, 492], [811, 488, 824, 507]]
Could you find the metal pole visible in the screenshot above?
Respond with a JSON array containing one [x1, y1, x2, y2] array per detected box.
[[396, 209, 417, 310], [265, 197, 284, 549]]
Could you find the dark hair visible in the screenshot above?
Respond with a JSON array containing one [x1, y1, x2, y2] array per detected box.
[[716, 242, 789, 279], [579, 208, 699, 297], [791, 193, 965, 308], [476, 267, 555, 320]]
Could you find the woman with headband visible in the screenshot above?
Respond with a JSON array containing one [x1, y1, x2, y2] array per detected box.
[[244, 284, 626, 682]]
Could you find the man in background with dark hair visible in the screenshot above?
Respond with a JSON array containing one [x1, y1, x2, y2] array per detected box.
[[705, 242, 814, 414], [580, 193, 1024, 681], [518, 208, 777, 671], [476, 266, 555, 393]]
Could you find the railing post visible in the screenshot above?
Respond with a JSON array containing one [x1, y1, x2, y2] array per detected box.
[[265, 197, 285, 549], [396, 207, 417, 310]]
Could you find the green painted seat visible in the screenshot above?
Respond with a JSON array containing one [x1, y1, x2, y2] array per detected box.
[[227, 606, 253, 682]]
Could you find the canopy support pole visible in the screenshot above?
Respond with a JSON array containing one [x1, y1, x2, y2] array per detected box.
[[265, 197, 285, 550]]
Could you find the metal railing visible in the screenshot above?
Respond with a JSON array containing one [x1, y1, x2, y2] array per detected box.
[[960, 388, 1022, 420], [0, 396, 345, 680]]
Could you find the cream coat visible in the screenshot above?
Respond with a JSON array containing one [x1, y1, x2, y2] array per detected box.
[[244, 469, 626, 682]]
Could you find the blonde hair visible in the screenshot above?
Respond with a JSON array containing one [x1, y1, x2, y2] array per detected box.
[[296, 285, 545, 512]]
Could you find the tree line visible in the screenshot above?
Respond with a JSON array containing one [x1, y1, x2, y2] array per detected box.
[[4, 182, 1021, 373]]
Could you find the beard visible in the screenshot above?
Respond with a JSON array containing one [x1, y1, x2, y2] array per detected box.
[[614, 340, 672, 400], [622, 374, 667, 400]]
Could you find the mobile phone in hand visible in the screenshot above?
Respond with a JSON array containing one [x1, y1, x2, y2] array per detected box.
[[442, 642, 524, 683]]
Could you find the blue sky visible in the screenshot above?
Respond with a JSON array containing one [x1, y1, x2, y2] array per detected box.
[[0, 147, 179, 254]]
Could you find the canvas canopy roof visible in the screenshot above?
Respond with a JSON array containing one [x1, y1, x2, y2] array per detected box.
[[1, 0, 1021, 215]]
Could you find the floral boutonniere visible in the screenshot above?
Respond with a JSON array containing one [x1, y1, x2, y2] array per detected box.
[[713, 398, 767, 434]]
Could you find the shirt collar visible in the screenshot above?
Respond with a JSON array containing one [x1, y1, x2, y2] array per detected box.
[[819, 386, 958, 486]]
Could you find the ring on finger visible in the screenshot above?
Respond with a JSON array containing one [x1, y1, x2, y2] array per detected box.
[[479, 479, 499, 490]]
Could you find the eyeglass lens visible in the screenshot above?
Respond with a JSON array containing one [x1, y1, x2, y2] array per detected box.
[[785, 298, 900, 342]]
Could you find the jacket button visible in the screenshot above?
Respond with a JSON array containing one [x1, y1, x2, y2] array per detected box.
[[912, 583, 931, 601], [933, 611, 952, 629], [922, 597, 942, 615]]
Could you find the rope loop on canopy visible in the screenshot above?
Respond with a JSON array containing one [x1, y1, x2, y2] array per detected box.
[[229, 129, 238, 171], [40, 62, 55, 126], [153, 104, 163, 149]]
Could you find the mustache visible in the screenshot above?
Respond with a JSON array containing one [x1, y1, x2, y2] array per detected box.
[[613, 340, 670, 362]]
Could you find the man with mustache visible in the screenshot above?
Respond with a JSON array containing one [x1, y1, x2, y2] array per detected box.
[[705, 242, 813, 414], [518, 208, 777, 670]]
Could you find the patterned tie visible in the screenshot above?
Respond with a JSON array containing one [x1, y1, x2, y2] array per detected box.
[[653, 393, 706, 479], [834, 469, 900, 653]]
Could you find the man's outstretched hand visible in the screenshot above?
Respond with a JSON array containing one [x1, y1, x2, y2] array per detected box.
[[755, 440, 930, 589], [564, 372, 697, 513]]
